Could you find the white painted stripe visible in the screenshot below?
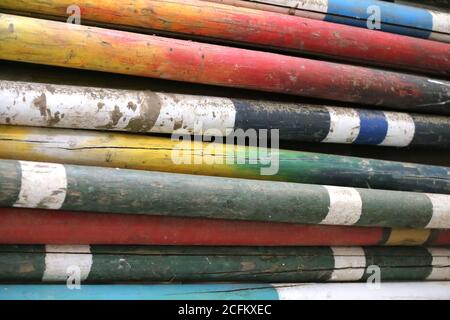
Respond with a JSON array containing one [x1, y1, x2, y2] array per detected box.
[[152, 93, 236, 135], [430, 10, 450, 34], [322, 107, 360, 144], [425, 194, 450, 229], [0, 80, 142, 130], [330, 247, 366, 281], [379, 112, 415, 147], [321, 186, 362, 225], [428, 32, 450, 43], [251, 0, 329, 11], [426, 248, 450, 281], [274, 282, 450, 300], [43, 245, 92, 282], [14, 161, 67, 210], [0, 80, 237, 135]]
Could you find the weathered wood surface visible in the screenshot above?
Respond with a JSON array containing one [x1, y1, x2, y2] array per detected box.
[[2, 80, 450, 149], [0, 14, 449, 114], [1, 208, 449, 246], [0, 245, 448, 282], [208, 0, 450, 42], [383, 0, 450, 11], [0, 159, 449, 228], [1, 282, 450, 300], [1, 61, 448, 166], [1, 1, 450, 75], [0, 126, 449, 194]]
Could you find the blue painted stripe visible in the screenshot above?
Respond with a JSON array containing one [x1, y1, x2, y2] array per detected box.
[[354, 110, 388, 145], [0, 284, 279, 300], [325, 0, 433, 38]]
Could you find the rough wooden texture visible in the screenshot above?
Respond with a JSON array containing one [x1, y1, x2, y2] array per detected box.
[[207, 0, 450, 42], [0, 14, 449, 114], [0, 125, 449, 194], [1, 208, 448, 246], [1, 159, 449, 228], [2, 282, 450, 300], [2, 80, 449, 148], [1, 60, 448, 166], [1, 0, 449, 75], [0, 245, 448, 282]]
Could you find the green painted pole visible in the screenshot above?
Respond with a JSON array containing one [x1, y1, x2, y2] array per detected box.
[[0, 245, 448, 283], [0, 159, 449, 229]]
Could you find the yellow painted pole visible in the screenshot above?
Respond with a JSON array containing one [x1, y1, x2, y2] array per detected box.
[[0, 125, 448, 194]]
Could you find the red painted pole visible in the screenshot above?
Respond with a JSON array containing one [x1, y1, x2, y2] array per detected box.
[[0, 208, 447, 246], [0, 14, 449, 114], [433, 231, 450, 246], [0, 0, 449, 76]]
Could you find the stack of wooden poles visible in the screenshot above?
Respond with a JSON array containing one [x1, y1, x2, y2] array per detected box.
[[0, 0, 449, 300]]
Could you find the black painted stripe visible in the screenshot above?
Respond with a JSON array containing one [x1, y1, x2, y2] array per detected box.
[[425, 229, 441, 246], [232, 99, 331, 142], [379, 228, 393, 245], [410, 114, 450, 149], [362, 247, 433, 281]]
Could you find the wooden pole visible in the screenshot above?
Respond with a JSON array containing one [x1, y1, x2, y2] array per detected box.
[[1, 208, 448, 246], [382, 0, 450, 11], [2, 80, 449, 149], [0, 245, 448, 282], [0, 125, 449, 194], [206, 0, 450, 43], [0, 0, 449, 75], [0, 14, 449, 114], [0, 159, 449, 228], [1, 282, 449, 299]]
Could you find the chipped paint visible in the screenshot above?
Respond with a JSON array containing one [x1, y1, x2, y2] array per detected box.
[[0, 125, 449, 194], [0, 245, 448, 283], [0, 0, 449, 75], [1, 80, 449, 148], [0, 13, 449, 112], [1, 207, 449, 246], [0, 159, 449, 228]]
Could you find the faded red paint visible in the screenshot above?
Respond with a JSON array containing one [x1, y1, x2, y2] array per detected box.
[[1, 14, 448, 113], [0, 0, 449, 76], [0, 208, 380, 245], [0, 208, 447, 246], [433, 230, 450, 246]]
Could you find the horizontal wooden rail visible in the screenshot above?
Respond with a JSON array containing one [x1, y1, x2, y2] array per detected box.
[[206, 0, 450, 42], [0, 159, 449, 228], [1, 1, 450, 75], [0, 125, 449, 193], [1, 208, 448, 246], [2, 80, 449, 149], [0, 14, 449, 114], [1, 282, 450, 299], [0, 245, 448, 282]]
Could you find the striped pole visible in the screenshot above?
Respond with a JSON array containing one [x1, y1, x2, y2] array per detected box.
[[2, 80, 449, 149], [1, 1, 450, 76], [1, 159, 449, 228], [1, 283, 450, 300], [1, 126, 449, 194], [0, 245, 448, 282], [0, 14, 449, 114], [207, 0, 450, 42], [1, 208, 449, 246]]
